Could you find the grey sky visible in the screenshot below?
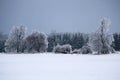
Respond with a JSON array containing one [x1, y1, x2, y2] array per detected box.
[[0, 0, 120, 34]]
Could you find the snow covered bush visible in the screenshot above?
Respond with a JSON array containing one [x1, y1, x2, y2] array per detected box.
[[26, 31, 48, 52], [5, 25, 27, 53], [89, 18, 114, 54], [53, 44, 61, 53], [81, 44, 92, 54], [109, 47, 115, 53], [53, 44, 72, 54], [72, 49, 81, 54]]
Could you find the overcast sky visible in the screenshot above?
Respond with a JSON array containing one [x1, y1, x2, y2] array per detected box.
[[0, 0, 120, 34]]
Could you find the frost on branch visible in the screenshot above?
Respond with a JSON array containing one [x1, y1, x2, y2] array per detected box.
[[26, 31, 48, 52], [89, 18, 114, 54], [53, 43, 72, 54], [5, 25, 27, 53], [81, 44, 92, 54]]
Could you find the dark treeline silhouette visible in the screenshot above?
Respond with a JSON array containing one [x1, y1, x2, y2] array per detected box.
[[112, 33, 120, 51], [0, 32, 7, 52], [47, 32, 88, 52]]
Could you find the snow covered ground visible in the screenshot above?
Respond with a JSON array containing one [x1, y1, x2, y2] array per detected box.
[[0, 53, 120, 80]]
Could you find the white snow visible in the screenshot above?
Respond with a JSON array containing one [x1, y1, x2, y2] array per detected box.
[[0, 53, 120, 80]]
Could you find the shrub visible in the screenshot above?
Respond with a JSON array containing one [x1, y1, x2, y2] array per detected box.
[[53, 44, 72, 54], [72, 49, 81, 54], [81, 44, 92, 54]]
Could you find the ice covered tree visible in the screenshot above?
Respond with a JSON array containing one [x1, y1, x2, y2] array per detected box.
[[5, 25, 27, 53], [26, 31, 48, 52], [89, 18, 114, 54]]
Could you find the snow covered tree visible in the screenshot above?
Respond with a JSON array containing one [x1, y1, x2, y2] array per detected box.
[[0, 32, 7, 52], [89, 18, 114, 54], [5, 25, 27, 53], [26, 31, 48, 52]]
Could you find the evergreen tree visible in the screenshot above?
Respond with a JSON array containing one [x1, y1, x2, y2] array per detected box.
[[0, 32, 7, 52], [48, 32, 88, 52], [113, 33, 120, 51]]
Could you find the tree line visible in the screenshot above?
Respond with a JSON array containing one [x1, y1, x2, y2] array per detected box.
[[0, 18, 120, 54]]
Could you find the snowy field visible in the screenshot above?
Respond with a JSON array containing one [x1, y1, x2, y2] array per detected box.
[[0, 53, 120, 80]]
